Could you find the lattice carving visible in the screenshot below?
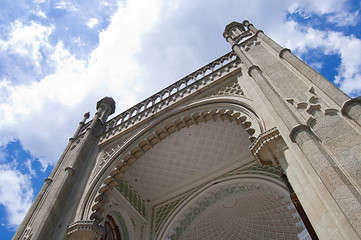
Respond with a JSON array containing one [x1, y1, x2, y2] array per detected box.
[[164, 179, 300, 240], [116, 179, 147, 217], [95, 143, 123, 176], [211, 80, 244, 97], [242, 37, 261, 52], [151, 189, 196, 239], [92, 105, 262, 222], [168, 183, 263, 239]]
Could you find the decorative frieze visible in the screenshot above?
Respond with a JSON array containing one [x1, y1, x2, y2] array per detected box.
[[211, 79, 244, 97]]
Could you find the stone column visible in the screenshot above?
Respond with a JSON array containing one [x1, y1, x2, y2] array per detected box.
[[280, 144, 359, 239], [290, 125, 361, 238]]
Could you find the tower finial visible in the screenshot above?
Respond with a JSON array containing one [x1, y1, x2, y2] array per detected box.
[[96, 97, 116, 124]]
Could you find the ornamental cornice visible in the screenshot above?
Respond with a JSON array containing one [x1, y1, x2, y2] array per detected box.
[[99, 52, 241, 144], [250, 127, 285, 166], [249, 127, 279, 152]]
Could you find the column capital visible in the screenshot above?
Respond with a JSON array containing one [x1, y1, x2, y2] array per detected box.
[[341, 96, 361, 115], [67, 220, 104, 240], [289, 124, 311, 143], [248, 65, 262, 77], [279, 48, 291, 58]]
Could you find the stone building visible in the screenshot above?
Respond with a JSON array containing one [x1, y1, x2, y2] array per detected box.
[[13, 20, 361, 240]]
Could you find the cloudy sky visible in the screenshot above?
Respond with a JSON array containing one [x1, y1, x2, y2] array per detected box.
[[0, 0, 360, 238]]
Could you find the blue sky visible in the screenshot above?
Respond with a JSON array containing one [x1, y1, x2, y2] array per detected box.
[[0, 0, 360, 239]]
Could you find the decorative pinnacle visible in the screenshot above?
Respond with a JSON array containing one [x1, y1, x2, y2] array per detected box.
[[223, 21, 245, 38], [242, 20, 250, 27], [84, 112, 90, 119], [96, 97, 116, 114]]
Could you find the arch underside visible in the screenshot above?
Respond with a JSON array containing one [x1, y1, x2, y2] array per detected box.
[[164, 177, 302, 240], [89, 98, 305, 240], [181, 192, 300, 240]]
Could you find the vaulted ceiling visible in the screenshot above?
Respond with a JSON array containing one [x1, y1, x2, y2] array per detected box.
[[123, 118, 253, 202]]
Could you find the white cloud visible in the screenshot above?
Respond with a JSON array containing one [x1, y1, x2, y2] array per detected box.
[[287, 0, 360, 27], [25, 159, 36, 176], [0, 21, 53, 66], [0, 0, 164, 166], [0, 0, 360, 172], [288, 0, 348, 15], [327, 10, 359, 27], [54, 0, 77, 11], [310, 62, 324, 71], [87, 18, 99, 28], [0, 165, 34, 228], [36, 11, 47, 19], [274, 21, 361, 96]]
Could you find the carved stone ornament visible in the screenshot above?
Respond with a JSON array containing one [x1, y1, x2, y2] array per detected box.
[[250, 127, 284, 166]]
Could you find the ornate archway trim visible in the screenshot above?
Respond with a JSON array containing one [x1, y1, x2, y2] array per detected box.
[[79, 99, 265, 223], [151, 163, 284, 238]]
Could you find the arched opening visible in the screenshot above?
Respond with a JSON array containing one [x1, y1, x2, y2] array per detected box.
[[103, 215, 121, 240], [162, 177, 305, 240]]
